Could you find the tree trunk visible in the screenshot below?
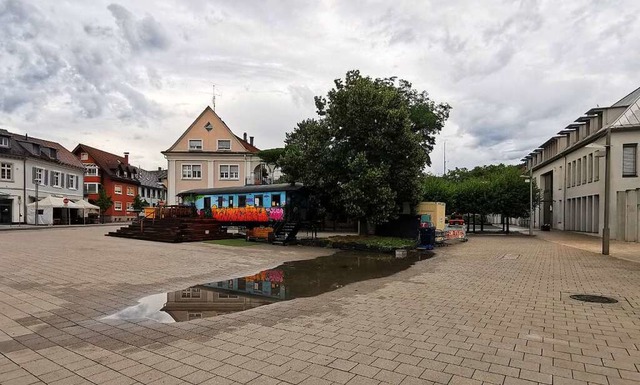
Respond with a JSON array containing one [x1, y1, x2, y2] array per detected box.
[[506, 218, 510, 234], [473, 213, 476, 233], [501, 215, 505, 232], [466, 213, 470, 232], [358, 218, 368, 236], [480, 215, 484, 232]]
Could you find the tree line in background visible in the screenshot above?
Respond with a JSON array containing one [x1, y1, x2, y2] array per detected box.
[[422, 164, 540, 232]]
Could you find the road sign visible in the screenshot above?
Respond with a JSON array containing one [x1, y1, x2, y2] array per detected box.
[[63, 198, 69, 206]]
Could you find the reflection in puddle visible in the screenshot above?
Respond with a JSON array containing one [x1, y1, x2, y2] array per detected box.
[[104, 250, 431, 323]]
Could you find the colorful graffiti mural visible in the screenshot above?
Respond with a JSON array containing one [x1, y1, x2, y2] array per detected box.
[[246, 269, 284, 283], [203, 206, 285, 222]]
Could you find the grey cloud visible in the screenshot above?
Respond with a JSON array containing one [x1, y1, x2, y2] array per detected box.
[[287, 85, 315, 108], [107, 3, 170, 52]]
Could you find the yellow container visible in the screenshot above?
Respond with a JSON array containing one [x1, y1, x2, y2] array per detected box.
[[143, 207, 156, 219], [416, 202, 446, 230]]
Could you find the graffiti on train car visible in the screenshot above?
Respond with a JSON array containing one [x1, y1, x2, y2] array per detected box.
[[203, 206, 285, 222]]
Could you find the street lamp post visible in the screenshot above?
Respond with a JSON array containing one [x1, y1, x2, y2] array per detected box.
[[603, 127, 612, 255], [529, 167, 533, 236], [586, 131, 611, 256]]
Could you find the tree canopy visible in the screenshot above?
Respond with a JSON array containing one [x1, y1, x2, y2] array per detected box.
[[422, 164, 539, 222], [280, 70, 450, 231]]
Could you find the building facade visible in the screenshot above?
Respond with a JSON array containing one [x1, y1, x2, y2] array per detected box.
[[163, 106, 266, 205], [0, 129, 84, 224], [138, 167, 167, 207], [524, 87, 640, 241], [73, 144, 140, 222]]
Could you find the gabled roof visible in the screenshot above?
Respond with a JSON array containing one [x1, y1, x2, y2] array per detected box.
[[0, 128, 83, 169], [611, 88, 640, 127], [611, 86, 640, 108], [164, 106, 260, 154], [74, 143, 140, 184], [138, 168, 167, 189]]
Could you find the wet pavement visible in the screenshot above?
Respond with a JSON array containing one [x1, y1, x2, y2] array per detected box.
[[105, 251, 432, 323], [2, 227, 640, 385]]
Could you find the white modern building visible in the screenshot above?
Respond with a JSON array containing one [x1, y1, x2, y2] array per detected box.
[[523, 87, 640, 242], [0, 129, 84, 224]]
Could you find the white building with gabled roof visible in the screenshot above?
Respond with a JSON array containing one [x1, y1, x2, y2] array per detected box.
[[523, 87, 640, 242]]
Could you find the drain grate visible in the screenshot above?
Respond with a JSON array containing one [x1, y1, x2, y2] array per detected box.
[[570, 294, 618, 304]]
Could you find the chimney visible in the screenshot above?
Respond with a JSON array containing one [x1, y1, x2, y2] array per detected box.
[[243, 132, 247, 141], [124, 152, 129, 164], [158, 166, 161, 171], [249, 136, 254, 146]]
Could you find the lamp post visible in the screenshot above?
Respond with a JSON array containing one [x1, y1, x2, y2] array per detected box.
[[586, 130, 611, 255], [520, 172, 534, 236]]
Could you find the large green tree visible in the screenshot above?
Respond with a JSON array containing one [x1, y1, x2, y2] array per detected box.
[[281, 70, 450, 233]]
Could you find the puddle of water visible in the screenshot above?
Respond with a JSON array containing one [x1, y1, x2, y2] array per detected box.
[[104, 250, 431, 323]]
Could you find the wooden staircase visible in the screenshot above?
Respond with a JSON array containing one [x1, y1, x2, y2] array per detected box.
[[108, 218, 232, 243], [272, 221, 301, 245]]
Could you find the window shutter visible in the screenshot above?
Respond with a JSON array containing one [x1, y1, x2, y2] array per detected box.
[[32, 167, 37, 183], [60, 173, 65, 188], [67, 174, 71, 187], [44, 169, 49, 185], [623, 145, 637, 176]]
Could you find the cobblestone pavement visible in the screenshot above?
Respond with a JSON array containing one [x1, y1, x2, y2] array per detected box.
[[2, 228, 640, 385]]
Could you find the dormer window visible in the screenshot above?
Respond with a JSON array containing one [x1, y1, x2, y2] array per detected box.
[[80, 152, 88, 160], [217, 139, 231, 150], [189, 139, 203, 151], [0, 136, 9, 148], [49, 148, 57, 159]]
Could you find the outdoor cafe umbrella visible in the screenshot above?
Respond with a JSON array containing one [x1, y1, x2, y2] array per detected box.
[[73, 199, 100, 224]]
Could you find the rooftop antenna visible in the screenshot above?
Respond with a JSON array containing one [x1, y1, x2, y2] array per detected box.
[[212, 84, 216, 111], [443, 139, 447, 176]]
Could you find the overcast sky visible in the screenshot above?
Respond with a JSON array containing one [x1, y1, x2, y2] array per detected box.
[[1, 0, 638, 173]]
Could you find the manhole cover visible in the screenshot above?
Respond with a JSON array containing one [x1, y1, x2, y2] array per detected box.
[[569, 294, 618, 304]]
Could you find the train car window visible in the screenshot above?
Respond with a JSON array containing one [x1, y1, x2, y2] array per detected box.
[[217, 196, 223, 207], [228, 196, 234, 208], [254, 195, 263, 207], [238, 195, 246, 207], [272, 194, 281, 207], [204, 197, 211, 209]]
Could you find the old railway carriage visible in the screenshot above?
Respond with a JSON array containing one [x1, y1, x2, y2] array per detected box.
[[178, 183, 308, 227]]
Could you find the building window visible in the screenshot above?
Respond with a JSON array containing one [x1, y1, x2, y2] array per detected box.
[[217, 139, 231, 150], [219, 164, 239, 180], [67, 175, 76, 190], [114, 201, 122, 211], [84, 183, 100, 194], [567, 163, 571, 189], [34, 167, 45, 185], [181, 288, 201, 298], [84, 164, 99, 176], [623, 144, 637, 177], [114, 185, 122, 194], [80, 152, 88, 160], [272, 194, 281, 207], [182, 164, 202, 179], [126, 202, 134, 212], [0, 137, 9, 148], [0, 163, 12, 181], [52, 171, 62, 188], [576, 159, 581, 185], [588, 153, 593, 182], [255, 194, 263, 207], [594, 155, 600, 181], [188, 139, 203, 151], [582, 156, 587, 184], [127, 186, 134, 196]]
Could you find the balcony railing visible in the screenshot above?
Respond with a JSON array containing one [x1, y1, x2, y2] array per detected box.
[[245, 174, 274, 186]]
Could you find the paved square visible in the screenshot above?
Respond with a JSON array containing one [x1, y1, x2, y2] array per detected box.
[[2, 227, 640, 384]]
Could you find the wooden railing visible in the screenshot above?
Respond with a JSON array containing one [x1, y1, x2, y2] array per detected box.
[[143, 205, 196, 220]]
